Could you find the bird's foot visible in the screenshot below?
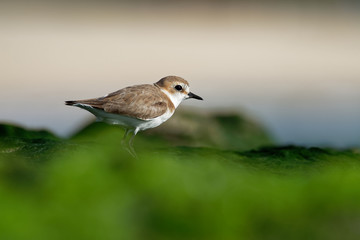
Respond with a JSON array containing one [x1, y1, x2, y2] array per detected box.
[[125, 145, 138, 159]]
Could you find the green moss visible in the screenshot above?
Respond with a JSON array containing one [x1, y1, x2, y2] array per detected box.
[[0, 117, 360, 240], [0, 124, 58, 140]]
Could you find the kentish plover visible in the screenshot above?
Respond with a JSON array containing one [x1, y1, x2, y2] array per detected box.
[[65, 76, 203, 156]]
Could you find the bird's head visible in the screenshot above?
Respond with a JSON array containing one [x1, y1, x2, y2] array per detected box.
[[155, 76, 203, 108]]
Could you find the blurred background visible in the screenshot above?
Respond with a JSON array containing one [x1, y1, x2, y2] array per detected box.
[[1, 0, 359, 148]]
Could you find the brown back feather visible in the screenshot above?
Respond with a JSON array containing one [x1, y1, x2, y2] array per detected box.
[[70, 84, 175, 120]]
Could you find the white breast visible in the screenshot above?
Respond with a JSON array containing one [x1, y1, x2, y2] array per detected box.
[[137, 109, 174, 131]]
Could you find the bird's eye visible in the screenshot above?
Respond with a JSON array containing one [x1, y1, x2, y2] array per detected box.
[[175, 85, 183, 91]]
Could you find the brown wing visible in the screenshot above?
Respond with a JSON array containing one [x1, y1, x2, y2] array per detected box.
[[68, 84, 174, 120]]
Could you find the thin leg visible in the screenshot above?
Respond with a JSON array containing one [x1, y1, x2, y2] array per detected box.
[[120, 129, 138, 159], [129, 132, 136, 148], [127, 132, 138, 159], [121, 128, 131, 147]]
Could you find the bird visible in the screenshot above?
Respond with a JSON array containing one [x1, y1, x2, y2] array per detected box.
[[65, 76, 203, 157]]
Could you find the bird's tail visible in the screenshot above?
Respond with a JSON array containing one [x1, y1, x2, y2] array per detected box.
[[65, 99, 103, 109], [65, 100, 77, 106]]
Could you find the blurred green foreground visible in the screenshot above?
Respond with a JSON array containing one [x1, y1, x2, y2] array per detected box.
[[0, 110, 360, 240]]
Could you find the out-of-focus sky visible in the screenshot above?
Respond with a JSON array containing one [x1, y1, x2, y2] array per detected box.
[[1, 1, 359, 147]]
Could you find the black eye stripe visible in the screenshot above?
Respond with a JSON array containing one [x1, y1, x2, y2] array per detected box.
[[175, 85, 183, 91]]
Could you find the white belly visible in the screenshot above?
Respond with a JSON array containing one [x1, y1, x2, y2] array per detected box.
[[75, 103, 174, 133]]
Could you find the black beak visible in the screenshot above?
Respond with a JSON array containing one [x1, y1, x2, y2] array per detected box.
[[188, 92, 203, 100]]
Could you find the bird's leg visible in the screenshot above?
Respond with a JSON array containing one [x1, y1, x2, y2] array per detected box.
[[121, 128, 131, 147], [127, 132, 138, 159], [120, 129, 137, 159]]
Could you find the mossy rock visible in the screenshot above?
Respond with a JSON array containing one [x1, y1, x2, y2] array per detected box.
[[145, 108, 273, 151], [0, 124, 65, 163]]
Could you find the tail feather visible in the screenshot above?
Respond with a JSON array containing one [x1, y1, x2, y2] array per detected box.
[[65, 99, 104, 109]]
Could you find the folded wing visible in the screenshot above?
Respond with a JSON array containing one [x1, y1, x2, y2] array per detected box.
[[66, 84, 173, 120]]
